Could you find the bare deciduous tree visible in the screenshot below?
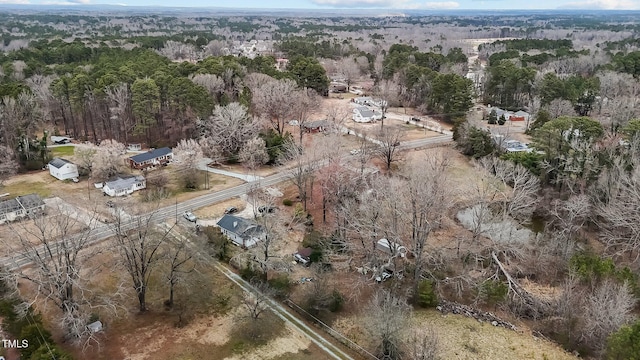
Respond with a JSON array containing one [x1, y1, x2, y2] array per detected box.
[[203, 39, 227, 57], [374, 79, 399, 129], [162, 232, 195, 309], [374, 127, 404, 170], [2, 202, 118, 342], [73, 144, 97, 177], [105, 83, 131, 143], [403, 151, 452, 289], [548, 195, 590, 258], [293, 88, 321, 144], [173, 138, 204, 189], [364, 290, 410, 360], [158, 40, 199, 61], [112, 209, 173, 312], [238, 136, 269, 172], [581, 280, 635, 354], [280, 139, 318, 211], [545, 98, 576, 119], [480, 157, 540, 220], [240, 280, 273, 321], [0, 145, 18, 187], [336, 57, 361, 91], [597, 165, 640, 260], [252, 78, 299, 136], [93, 139, 126, 180], [198, 102, 258, 158], [406, 328, 440, 360], [190, 73, 225, 99]]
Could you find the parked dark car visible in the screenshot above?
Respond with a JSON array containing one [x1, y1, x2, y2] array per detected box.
[[224, 206, 238, 214], [258, 205, 276, 214]]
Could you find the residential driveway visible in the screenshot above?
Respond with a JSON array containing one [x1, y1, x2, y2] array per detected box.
[[198, 158, 264, 182], [196, 195, 256, 227], [44, 197, 106, 227]]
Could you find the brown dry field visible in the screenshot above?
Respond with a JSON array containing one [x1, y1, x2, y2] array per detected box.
[[13, 228, 330, 360], [332, 310, 577, 360]]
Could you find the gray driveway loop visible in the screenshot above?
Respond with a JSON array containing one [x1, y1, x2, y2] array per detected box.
[[198, 158, 264, 182]]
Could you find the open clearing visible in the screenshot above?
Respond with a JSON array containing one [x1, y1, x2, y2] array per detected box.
[[333, 309, 576, 360]]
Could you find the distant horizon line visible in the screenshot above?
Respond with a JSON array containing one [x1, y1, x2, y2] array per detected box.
[[0, 4, 638, 11]]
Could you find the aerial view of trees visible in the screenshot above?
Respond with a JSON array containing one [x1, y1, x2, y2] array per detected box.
[[4, 8, 640, 360]]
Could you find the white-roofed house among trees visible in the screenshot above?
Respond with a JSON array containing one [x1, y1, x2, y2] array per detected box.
[[102, 175, 146, 197], [48, 158, 79, 181], [353, 106, 382, 123]]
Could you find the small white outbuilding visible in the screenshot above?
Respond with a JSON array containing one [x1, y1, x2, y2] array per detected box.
[[376, 238, 407, 258], [48, 158, 79, 181]]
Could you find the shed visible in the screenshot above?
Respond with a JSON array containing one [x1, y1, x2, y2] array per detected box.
[[48, 158, 79, 181], [87, 320, 103, 333], [376, 238, 407, 258]]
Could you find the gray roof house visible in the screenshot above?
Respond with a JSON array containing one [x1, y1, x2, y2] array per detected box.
[[217, 214, 266, 248], [352, 106, 381, 123], [303, 119, 331, 133], [128, 147, 173, 169], [0, 194, 46, 225], [102, 175, 146, 197]]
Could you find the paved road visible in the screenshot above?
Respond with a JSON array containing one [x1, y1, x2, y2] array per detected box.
[[1, 134, 452, 271]]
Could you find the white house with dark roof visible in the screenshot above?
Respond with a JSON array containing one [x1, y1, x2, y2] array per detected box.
[[0, 194, 45, 225], [128, 147, 173, 170], [216, 214, 265, 248], [353, 106, 382, 123], [48, 158, 79, 181], [102, 175, 146, 197]]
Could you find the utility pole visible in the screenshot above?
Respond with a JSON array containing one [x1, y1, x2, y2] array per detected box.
[[175, 198, 178, 224]]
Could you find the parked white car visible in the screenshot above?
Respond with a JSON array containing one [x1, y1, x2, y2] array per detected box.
[[183, 211, 197, 222]]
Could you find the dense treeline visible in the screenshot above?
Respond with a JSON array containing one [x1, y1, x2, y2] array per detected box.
[[275, 36, 356, 59], [0, 38, 328, 155], [489, 38, 573, 52]]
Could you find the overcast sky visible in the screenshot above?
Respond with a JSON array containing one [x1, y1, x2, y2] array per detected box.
[[1, 0, 639, 10]]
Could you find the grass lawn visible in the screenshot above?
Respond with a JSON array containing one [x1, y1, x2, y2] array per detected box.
[[2, 180, 52, 198], [49, 146, 75, 157]]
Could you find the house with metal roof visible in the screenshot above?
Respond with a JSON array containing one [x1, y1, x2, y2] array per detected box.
[[48, 158, 79, 181], [216, 214, 265, 248], [0, 194, 45, 225], [302, 120, 332, 133], [128, 147, 173, 170], [102, 175, 146, 197]]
